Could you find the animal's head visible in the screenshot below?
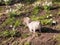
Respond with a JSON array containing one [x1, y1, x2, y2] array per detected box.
[[23, 17, 31, 25]]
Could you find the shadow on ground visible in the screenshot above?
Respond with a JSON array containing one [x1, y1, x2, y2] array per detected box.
[[41, 27, 60, 33]]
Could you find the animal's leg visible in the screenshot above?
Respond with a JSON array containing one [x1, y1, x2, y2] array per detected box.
[[29, 28, 32, 32], [33, 29, 35, 33], [39, 25, 41, 33]]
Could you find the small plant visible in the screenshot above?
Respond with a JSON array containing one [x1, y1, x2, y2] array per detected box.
[[42, 1, 52, 12], [21, 33, 29, 38], [40, 19, 52, 25], [58, 11, 60, 16], [1, 17, 15, 28], [3, 30, 10, 37], [7, 9, 18, 18], [0, 30, 20, 37], [30, 15, 39, 21], [10, 30, 17, 37], [0, 0, 4, 4], [3, 0, 12, 5], [24, 42, 30, 45], [14, 20, 21, 28], [10, 30, 21, 37], [15, 3, 24, 10], [32, 6, 40, 15], [44, 5, 51, 12]]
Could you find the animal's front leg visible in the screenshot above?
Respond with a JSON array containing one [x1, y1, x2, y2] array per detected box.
[[33, 29, 35, 33], [39, 28, 41, 33], [29, 28, 32, 32]]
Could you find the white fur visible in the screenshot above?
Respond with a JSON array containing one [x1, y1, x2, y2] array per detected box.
[[23, 17, 41, 33]]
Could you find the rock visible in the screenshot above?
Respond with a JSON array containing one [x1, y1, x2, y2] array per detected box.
[[52, 20, 57, 25]]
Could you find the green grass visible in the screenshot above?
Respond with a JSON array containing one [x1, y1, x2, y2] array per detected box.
[[40, 19, 52, 25], [32, 6, 40, 15], [0, 30, 21, 37], [43, 5, 52, 12], [14, 19, 22, 28], [30, 14, 53, 25], [1, 17, 15, 28], [3, 0, 12, 5], [24, 42, 30, 45], [0, 0, 12, 5], [21, 33, 29, 38]]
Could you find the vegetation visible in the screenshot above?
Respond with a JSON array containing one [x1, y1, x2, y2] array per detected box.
[[32, 6, 40, 15], [1, 17, 15, 28], [30, 14, 53, 25], [0, 0, 12, 5], [14, 19, 21, 28], [0, 0, 60, 45], [21, 33, 29, 38], [24, 42, 30, 45], [0, 30, 21, 37]]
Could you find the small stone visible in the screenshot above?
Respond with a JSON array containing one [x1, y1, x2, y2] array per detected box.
[[50, 19, 53, 21], [52, 20, 56, 23], [47, 16, 49, 18], [49, 14, 52, 17], [10, 25, 13, 27], [52, 20, 57, 25]]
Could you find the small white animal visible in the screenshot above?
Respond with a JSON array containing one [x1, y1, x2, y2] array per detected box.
[[23, 17, 42, 33]]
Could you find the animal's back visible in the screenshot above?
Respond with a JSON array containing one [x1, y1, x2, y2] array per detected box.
[[28, 21, 40, 30]]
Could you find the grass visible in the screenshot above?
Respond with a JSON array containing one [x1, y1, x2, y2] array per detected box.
[[24, 41, 30, 45], [14, 19, 22, 28], [1, 17, 22, 29], [30, 14, 53, 25], [0, 30, 21, 37], [0, 7, 3, 12], [1, 37, 14, 45], [11, 41, 19, 45], [53, 0, 60, 2], [0, 0, 12, 5], [32, 6, 40, 15], [55, 34, 60, 45], [43, 5, 52, 12], [21, 33, 29, 39], [30, 15, 39, 21], [40, 19, 52, 25], [8, 9, 18, 18], [1, 17, 15, 28], [57, 11, 60, 16]]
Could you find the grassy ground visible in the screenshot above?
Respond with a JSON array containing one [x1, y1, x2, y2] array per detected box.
[[0, 0, 60, 45]]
